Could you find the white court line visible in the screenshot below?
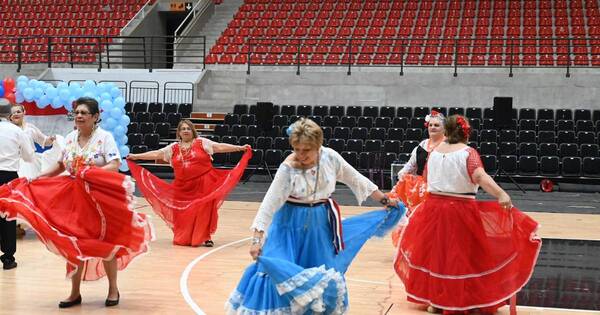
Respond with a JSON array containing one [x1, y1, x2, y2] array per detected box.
[[180, 237, 251, 315], [180, 238, 599, 315]]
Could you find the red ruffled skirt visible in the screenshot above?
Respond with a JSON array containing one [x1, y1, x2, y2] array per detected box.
[[394, 194, 541, 313], [389, 174, 428, 246], [0, 167, 154, 281], [127, 149, 251, 246]]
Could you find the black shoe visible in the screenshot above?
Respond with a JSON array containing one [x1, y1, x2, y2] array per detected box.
[[105, 292, 120, 307], [202, 240, 214, 247], [2, 261, 17, 270], [58, 295, 82, 308]]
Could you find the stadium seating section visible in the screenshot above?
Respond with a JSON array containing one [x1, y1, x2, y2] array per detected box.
[[206, 0, 600, 66]]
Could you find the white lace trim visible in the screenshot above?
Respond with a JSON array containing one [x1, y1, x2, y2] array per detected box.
[[225, 266, 349, 315]]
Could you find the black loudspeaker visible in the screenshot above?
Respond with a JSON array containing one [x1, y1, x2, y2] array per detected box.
[[256, 102, 274, 132], [493, 97, 513, 129]]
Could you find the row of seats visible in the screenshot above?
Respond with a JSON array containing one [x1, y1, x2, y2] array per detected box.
[[208, 0, 600, 66], [125, 102, 192, 115], [231, 104, 600, 122], [215, 124, 600, 146], [127, 122, 171, 138], [225, 114, 600, 133], [127, 112, 184, 125]]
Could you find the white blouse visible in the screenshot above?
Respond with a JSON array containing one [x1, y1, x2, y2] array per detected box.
[[251, 147, 379, 232], [22, 123, 49, 147], [397, 139, 429, 178], [62, 128, 120, 174], [159, 137, 217, 164], [426, 147, 479, 194]]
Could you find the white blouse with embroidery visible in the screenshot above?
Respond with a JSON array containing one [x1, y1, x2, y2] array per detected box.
[[251, 147, 379, 232], [62, 127, 120, 174], [159, 137, 217, 165]]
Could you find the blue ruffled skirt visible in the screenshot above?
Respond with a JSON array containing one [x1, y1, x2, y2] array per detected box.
[[226, 202, 405, 314]]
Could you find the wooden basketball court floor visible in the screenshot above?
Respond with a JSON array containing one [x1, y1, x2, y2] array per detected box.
[[2, 198, 600, 315]]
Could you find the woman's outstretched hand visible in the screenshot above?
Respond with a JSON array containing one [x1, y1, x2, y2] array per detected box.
[[126, 154, 138, 160], [498, 192, 512, 210], [249, 243, 262, 260]]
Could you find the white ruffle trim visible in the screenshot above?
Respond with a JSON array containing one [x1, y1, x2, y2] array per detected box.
[[225, 266, 348, 315]]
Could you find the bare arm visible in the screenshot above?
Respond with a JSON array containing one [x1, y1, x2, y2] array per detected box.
[[212, 142, 249, 154], [127, 150, 164, 161], [472, 167, 512, 208], [38, 162, 66, 178], [100, 159, 120, 172]]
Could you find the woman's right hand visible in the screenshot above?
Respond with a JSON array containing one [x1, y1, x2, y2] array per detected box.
[[249, 243, 262, 260], [498, 192, 512, 210]]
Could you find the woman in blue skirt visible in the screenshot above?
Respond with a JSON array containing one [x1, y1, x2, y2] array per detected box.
[[226, 118, 405, 314]]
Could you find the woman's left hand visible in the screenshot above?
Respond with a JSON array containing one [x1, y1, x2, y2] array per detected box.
[[387, 198, 399, 207]]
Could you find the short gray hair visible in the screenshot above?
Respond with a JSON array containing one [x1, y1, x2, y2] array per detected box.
[[0, 98, 12, 117]]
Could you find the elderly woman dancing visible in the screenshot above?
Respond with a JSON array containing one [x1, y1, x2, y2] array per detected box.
[[394, 115, 541, 314], [226, 118, 406, 314], [0, 97, 154, 308], [127, 119, 251, 247]]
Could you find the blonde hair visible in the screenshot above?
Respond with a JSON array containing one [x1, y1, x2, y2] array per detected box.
[[11, 104, 25, 112], [176, 119, 198, 140], [288, 117, 323, 149]]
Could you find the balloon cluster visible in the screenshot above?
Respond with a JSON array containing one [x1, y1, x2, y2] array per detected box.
[[12, 76, 131, 172], [0, 77, 16, 102]]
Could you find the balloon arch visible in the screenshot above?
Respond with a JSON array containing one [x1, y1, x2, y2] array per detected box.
[[2, 76, 131, 172]]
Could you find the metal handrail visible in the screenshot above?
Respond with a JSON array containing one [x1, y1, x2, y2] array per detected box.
[[120, 0, 153, 36], [174, 0, 212, 40]]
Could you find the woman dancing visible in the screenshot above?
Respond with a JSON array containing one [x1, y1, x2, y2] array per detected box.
[[0, 97, 154, 308], [226, 118, 405, 314], [394, 115, 541, 314], [127, 119, 251, 247]]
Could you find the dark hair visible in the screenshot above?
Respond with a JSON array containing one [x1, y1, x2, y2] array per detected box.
[[74, 97, 100, 115], [445, 115, 470, 144]]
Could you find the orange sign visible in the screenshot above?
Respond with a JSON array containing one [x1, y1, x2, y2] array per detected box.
[[170, 1, 185, 11]]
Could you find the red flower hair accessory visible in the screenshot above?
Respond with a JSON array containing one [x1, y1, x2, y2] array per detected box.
[[456, 116, 471, 139], [424, 109, 445, 128]]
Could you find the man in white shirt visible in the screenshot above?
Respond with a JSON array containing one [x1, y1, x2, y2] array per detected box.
[[0, 98, 35, 270]]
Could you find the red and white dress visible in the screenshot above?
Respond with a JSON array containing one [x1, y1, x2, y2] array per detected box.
[[127, 137, 251, 246], [0, 127, 154, 281], [394, 146, 541, 314]]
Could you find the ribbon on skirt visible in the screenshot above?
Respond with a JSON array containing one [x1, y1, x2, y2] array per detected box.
[[327, 198, 345, 254]]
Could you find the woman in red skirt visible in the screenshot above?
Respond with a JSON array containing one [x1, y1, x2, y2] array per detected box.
[[395, 115, 541, 314], [0, 97, 154, 308], [127, 119, 251, 247]]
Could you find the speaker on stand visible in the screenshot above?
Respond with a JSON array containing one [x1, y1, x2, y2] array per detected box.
[[492, 97, 525, 193]]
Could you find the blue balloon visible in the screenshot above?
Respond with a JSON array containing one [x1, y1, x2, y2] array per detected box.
[[119, 135, 128, 145], [38, 95, 51, 108], [34, 88, 44, 99], [100, 100, 113, 111], [51, 97, 62, 109], [83, 80, 96, 90], [113, 125, 126, 137], [110, 87, 121, 98], [16, 92, 25, 104], [83, 91, 95, 98], [101, 92, 112, 101], [57, 82, 68, 90], [119, 145, 130, 157], [46, 86, 58, 99], [119, 115, 130, 126], [17, 75, 29, 82], [0, 85, 4, 97], [104, 117, 117, 130], [118, 160, 129, 172], [110, 107, 122, 119], [65, 98, 75, 111], [113, 97, 125, 109], [59, 89, 70, 101], [17, 81, 28, 91], [23, 88, 34, 102]]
